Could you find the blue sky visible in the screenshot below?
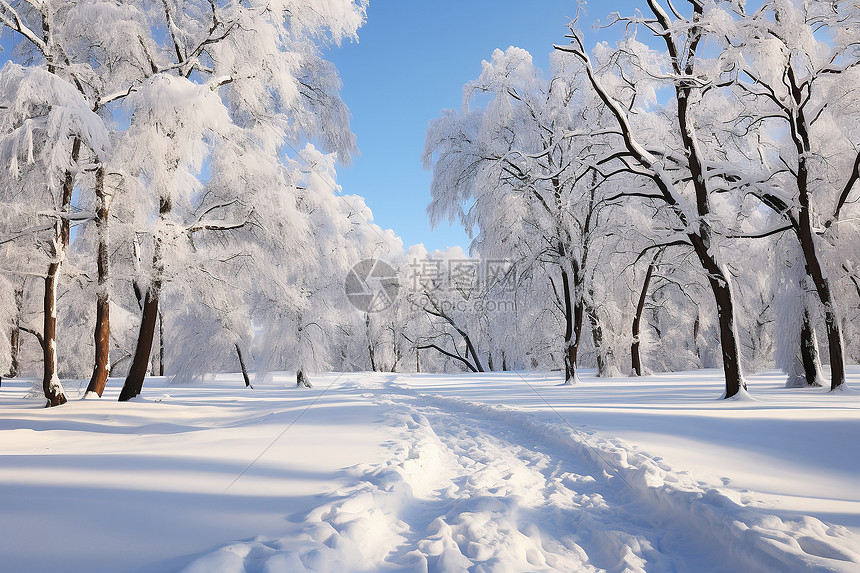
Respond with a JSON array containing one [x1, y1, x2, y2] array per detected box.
[[325, 1, 622, 253]]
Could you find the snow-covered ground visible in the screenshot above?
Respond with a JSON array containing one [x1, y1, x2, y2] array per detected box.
[[2, 369, 859, 572]]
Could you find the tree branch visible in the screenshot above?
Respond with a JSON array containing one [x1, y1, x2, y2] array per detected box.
[[725, 224, 792, 239], [828, 149, 860, 227], [19, 325, 44, 348]]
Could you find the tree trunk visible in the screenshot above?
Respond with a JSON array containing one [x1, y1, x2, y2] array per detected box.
[[560, 266, 580, 384], [799, 311, 823, 386], [586, 305, 605, 376], [691, 228, 746, 398], [786, 307, 823, 388], [7, 287, 23, 378], [693, 314, 701, 364], [8, 321, 19, 378], [119, 286, 160, 401], [390, 325, 401, 372], [786, 65, 847, 392], [86, 167, 110, 397], [296, 369, 312, 388], [586, 297, 614, 377], [41, 138, 81, 407], [42, 263, 67, 407], [235, 343, 252, 388], [674, 6, 744, 398], [85, 283, 110, 397], [706, 269, 745, 398], [795, 208, 845, 391], [463, 332, 486, 373], [158, 310, 165, 376], [571, 295, 584, 380], [365, 313, 377, 371], [120, 197, 170, 402], [679, 66, 746, 397], [632, 251, 659, 376]]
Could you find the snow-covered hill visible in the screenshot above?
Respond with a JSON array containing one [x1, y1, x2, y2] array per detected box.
[[2, 370, 859, 572]]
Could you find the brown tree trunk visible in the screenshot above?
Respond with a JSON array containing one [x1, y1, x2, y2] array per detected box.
[[85, 286, 110, 397], [86, 167, 110, 397], [42, 263, 67, 407], [120, 197, 170, 402], [158, 310, 165, 376], [41, 138, 81, 407], [674, 5, 744, 398], [296, 369, 311, 388], [632, 251, 660, 376], [119, 286, 160, 401]]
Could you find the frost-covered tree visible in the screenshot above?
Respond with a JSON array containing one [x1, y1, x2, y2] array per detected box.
[[112, 0, 368, 400], [424, 47, 624, 383], [0, 0, 369, 402], [399, 246, 489, 374], [556, 1, 758, 397], [715, 0, 860, 390], [0, 63, 109, 405], [246, 145, 402, 386]]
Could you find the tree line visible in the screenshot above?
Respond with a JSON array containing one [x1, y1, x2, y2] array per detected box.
[[0, 0, 381, 405], [2, 1, 859, 404], [421, 0, 860, 397]]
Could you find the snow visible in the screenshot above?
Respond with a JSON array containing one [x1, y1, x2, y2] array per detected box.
[[2, 369, 860, 572]]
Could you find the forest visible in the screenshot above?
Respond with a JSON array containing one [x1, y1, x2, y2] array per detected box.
[[1, 0, 859, 407]]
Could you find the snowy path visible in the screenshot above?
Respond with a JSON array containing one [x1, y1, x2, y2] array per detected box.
[[184, 375, 860, 573]]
